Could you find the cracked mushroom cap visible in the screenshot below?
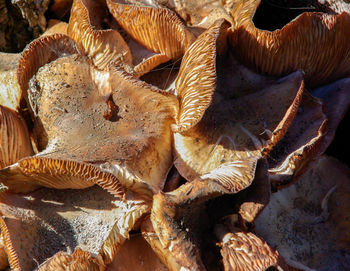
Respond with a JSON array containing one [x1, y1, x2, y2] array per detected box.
[[0, 186, 150, 270], [68, 0, 132, 70], [256, 156, 350, 270], [228, 0, 350, 87], [2, 33, 178, 196]]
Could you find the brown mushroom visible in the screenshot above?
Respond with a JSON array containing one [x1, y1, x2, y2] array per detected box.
[[150, 17, 305, 269], [0, 52, 22, 110], [0, 186, 150, 270], [107, 232, 168, 271], [67, 0, 132, 70], [107, 0, 195, 76], [215, 223, 288, 271], [269, 76, 350, 189], [228, 0, 350, 87]]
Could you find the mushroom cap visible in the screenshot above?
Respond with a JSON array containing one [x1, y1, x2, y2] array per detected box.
[[174, 70, 304, 185], [107, 232, 168, 271], [228, 0, 350, 87], [269, 76, 350, 189], [37, 248, 104, 271], [3, 33, 177, 196], [68, 0, 132, 70], [0, 186, 149, 270], [140, 217, 182, 271], [0, 52, 22, 110], [256, 156, 350, 270]]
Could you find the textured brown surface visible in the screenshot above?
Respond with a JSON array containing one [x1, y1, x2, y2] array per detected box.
[[68, 0, 132, 70], [228, 0, 350, 87]]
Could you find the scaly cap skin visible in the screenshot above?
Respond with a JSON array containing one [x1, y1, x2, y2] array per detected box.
[[68, 0, 132, 70], [228, 0, 350, 87]]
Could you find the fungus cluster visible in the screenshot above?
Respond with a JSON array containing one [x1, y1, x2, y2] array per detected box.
[[0, 0, 349, 270]]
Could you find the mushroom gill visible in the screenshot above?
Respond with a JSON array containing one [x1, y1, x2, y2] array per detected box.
[[0, 105, 34, 171], [67, 0, 132, 70], [0, 186, 148, 270], [228, 0, 350, 87], [149, 17, 304, 269], [107, 0, 195, 76], [215, 223, 288, 271]]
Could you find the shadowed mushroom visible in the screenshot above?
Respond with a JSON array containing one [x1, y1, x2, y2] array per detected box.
[[227, 0, 350, 87], [256, 156, 350, 270], [106, 0, 195, 76], [269, 77, 350, 189], [0, 186, 149, 270], [68, 0, 132, 71], [107, 232, 168, 271]]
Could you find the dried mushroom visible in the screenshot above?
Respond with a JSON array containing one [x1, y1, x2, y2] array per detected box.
[[68, 0, 132, 70], [0, 1, 349, 270], [228, 0, 350, 87]]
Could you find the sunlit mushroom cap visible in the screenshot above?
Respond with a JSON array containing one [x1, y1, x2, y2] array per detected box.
[[108, 232, 168, 271], [2, 33, 178, 196], [174, 69, 304, 188], [228, 0, 350, 87], [0, 52, 22, 110], [0, 186, 150, 270], [68, 0, 132, 70], [107, 0, 195, 60]]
